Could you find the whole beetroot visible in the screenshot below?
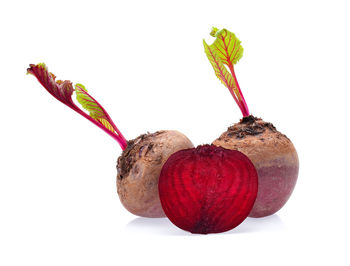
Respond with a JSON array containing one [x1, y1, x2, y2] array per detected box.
[[213, 116, 298, 217], [28, 63, 193, 218], [204, 27, 299, 217], [117, 130, 193, 217]]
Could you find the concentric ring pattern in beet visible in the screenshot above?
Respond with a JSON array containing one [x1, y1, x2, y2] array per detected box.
[[158, 145, 258, 234]]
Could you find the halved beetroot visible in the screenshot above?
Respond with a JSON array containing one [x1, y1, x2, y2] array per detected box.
[[158, 145, 258, 234]]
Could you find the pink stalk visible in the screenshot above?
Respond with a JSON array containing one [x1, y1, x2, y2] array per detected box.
[[76, 108, 128, 150], [77, 90, 128, 149], [226, 85, 245, 116], [229, 65, 250, 117]]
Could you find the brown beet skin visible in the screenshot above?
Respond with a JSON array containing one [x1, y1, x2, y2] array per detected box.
[[117, 130, 194, 218], [213, 116, 299, 218]]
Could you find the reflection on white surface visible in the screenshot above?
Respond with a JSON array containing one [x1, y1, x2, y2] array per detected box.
[[125, 217, 188, 236], [125, 214, 285, 236], [232, 214, 286, 234]]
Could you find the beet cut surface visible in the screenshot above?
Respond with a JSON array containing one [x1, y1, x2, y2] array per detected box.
[[158, 145, 258, 234]]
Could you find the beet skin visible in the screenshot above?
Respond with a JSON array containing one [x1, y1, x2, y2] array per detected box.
[[213, 116, 299, 218], [117, 130, 193, 218], [159, 145, 258, 234]]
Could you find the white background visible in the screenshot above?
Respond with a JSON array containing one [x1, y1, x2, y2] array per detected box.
[[1, 0, 349, 265]]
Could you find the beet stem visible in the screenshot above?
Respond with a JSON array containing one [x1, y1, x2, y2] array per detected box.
[[229, 64, 250, 117], [73, 107, 128, 150]]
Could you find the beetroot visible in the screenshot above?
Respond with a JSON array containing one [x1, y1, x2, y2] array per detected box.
[[213, 116, 299, 217], [204, 27, 299, 217], [27, 63, 193, 218], [159, 145, 258, 234], [117, 130, 193, 217]]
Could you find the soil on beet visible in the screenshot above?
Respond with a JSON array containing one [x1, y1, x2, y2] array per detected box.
[[117, 131, 165, 179], [219, 115, 282, 140]]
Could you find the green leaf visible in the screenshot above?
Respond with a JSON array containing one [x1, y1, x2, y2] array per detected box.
[[209, 28, 243, 66], [203, 28, 250, 117], [203, 40, 241, 100], [75, 84, 116, 134]]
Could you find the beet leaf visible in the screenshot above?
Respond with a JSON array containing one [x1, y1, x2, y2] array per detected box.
[[27, 63, 127, 150], [204, 27, 250, 117]]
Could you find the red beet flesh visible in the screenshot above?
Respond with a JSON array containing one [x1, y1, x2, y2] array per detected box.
[[158, 145, 258, 234]]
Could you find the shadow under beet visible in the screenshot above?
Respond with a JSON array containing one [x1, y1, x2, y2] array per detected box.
[[125, 214, 285, 236]]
